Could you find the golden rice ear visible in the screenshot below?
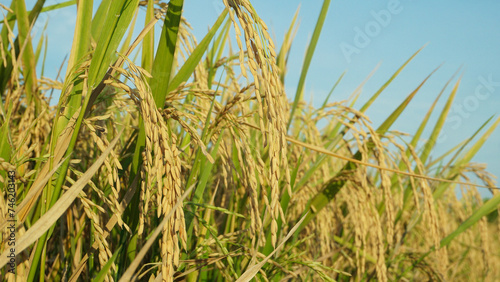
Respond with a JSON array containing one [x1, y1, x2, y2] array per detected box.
[[224, 0, 290, 248], [4, 0, 500, 280]]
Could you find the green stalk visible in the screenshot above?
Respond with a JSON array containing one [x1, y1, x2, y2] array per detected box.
[[89, 208, 96, 278], [39, 243, 47, 281], [27, 88, 88, 281]]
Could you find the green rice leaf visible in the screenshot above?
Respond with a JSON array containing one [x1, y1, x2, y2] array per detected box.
[[288, 0, 331, 130], [440, 192, 500, 248], [360, 45, 426, 113], [141, 0, 155, 74], [150, 0, 184, 108], [419, 76, 460, 165], [88, 0, 140, 88], [376, 65, 440, 135], [166, 8, 229, 94], [433, 116, 500, 199], [93, 246, 122, 282], [15, 0, 39, 109]]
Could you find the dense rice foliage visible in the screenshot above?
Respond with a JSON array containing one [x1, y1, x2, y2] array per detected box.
[[1, 0, 500, 281]]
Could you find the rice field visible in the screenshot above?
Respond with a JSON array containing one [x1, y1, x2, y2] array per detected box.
[[1, 0, 500, 281]]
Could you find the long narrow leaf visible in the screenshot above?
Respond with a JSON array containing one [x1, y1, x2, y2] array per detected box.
[[150, 0, 184, 107], [440, 193, 500, 248], [88, 0, 139, 88], [167, 9, 229, 94], [288, 0, 331, 130]]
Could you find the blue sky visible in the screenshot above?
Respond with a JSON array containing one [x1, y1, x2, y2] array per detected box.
[[17, 0, 500, 196]]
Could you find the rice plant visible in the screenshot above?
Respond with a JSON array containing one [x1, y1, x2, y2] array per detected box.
[[1, 0, 500, 281]]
